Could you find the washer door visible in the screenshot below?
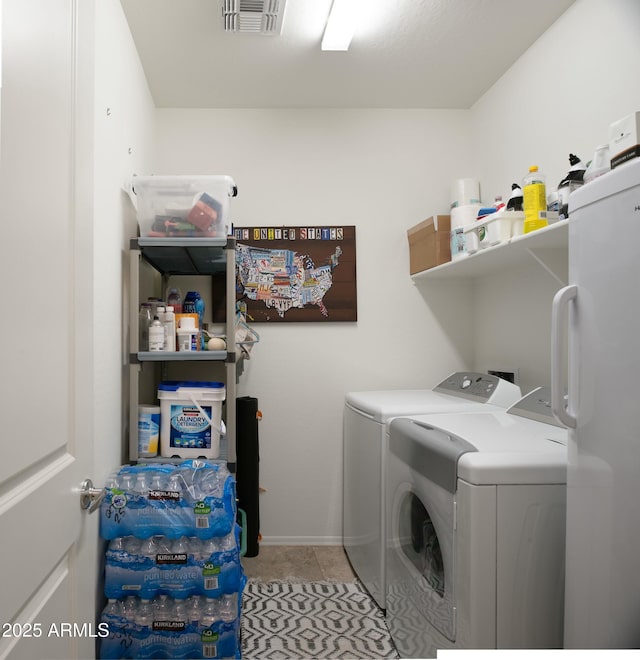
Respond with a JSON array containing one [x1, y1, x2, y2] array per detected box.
[[392, 481, 456, 642], [406, 492, 445, 597], [386, 417, 476, 647]]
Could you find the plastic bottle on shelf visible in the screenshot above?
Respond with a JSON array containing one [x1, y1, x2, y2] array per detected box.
[[183, 291, 205, 350], [557, 154, 586, 220], [138, 303, 152, 351], [149, 315, 165, 351], [506, 183, 524, 211], [523, 165, 548, 234], [166, 287, 183, 314], [177, 316, 198, 352], [584, 144, 611, 184], [163, 305, 176, 351]]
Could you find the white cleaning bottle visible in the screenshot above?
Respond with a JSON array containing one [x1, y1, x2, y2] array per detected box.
[[149, 315, 164, 351], [163, 305, 176, 351]]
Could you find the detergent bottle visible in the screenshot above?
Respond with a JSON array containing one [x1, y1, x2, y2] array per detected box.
[[523, 165, 547, 233]]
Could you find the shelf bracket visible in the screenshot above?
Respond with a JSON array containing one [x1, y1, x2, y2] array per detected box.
[[525, 247, 567, 287]]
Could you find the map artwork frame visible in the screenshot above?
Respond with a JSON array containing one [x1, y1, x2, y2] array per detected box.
[[230, 226, 357, 323]]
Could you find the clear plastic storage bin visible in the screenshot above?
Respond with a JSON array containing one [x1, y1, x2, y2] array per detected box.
[[133, 175, 237, 238]]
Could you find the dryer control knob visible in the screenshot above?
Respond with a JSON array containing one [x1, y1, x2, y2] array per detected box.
[[461, 378, 472, 389]]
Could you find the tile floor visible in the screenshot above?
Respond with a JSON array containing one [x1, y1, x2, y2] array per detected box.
[[240, 545, 358, 583]]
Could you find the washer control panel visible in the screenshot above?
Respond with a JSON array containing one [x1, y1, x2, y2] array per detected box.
[[507, 386, 567, 428], [432, 371, 522, 408], [434, 372, 504, 402]]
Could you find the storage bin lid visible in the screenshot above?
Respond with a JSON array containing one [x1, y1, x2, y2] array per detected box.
[[158, 380, 225, 391], [133, 174, 237, 197]]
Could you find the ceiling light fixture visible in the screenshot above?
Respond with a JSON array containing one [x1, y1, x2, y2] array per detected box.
[[321, 0, 358, 51]]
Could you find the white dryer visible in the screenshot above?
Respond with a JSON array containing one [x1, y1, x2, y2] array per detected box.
[[385, 387, 567, 658], [343, 372, 521, 610]]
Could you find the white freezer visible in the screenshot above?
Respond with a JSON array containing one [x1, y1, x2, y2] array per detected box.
[[552, 157, 640, 648]]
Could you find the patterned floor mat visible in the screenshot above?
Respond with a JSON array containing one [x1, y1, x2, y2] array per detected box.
[[241, 580, 398, 659]]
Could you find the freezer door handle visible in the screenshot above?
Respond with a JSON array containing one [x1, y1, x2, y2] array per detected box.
[[551, 284, 578, 428]]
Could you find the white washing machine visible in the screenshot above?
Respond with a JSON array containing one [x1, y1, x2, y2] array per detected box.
[[385, 387, 567, 658], [343, 372, 521, 610]]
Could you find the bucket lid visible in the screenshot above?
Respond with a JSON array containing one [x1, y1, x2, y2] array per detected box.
[[158, 380, 225, 391]]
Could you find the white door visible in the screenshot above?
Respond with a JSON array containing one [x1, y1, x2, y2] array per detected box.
[[0, 1, 98, 659]]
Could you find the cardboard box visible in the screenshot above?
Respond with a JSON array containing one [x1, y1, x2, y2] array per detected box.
[[609, 111, 640, 169], [407, 215, 451, 274]]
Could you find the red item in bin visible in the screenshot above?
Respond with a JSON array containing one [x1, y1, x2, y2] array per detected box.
[[187, 192, 222, 232]]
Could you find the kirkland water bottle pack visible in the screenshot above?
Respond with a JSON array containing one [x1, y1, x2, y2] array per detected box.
[[100, 461, 236, 540], [104, 526, 243, 600], [99, 592, 243, 659]]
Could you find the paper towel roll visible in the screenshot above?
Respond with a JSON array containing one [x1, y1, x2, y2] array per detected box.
[[451, 203, 482, 229], [451, 178, 481, 209]]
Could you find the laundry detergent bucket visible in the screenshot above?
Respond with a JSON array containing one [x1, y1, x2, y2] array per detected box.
[[158, 381, 225, 459]]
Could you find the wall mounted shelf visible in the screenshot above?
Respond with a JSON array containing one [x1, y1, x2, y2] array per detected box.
[[411, 219, 568, 282]]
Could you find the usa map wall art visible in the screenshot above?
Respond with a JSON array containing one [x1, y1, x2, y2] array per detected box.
[[231, 226, 357, 323]]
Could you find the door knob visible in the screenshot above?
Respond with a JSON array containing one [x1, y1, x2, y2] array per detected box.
[[80, 478, 106, 513]]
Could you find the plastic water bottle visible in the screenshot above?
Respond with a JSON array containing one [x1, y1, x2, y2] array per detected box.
[[109, 537, 126, 552], [187, 595, 203, 626], [154, 594, 172, 620], [523, 165, 548, 233], [171, 536, 189, 555], [119, 472, 135, 492], [103, 598, 121, 618], [134, 472, 150, 496], [219, 593, 237, 623], [167, 473, 184, 494], [150, 472, 164, 492], [125, 536, 142, 556], [148, 315, 165, 351], [199, 537, 219, 562], [139, 536, 159, 561], [121, 596, 139, 624], [189, 537, 203, 558], [172, 598, 187, 622], [105, 474, 119, 489], [219, 531, 236, 552], [136, 599, 154, 629], [201, 598, 219, 627]]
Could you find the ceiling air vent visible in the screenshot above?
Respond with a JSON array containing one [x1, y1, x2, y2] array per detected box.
[[221, 0, 287, 35]]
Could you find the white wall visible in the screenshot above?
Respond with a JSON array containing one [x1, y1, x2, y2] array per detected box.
[[93, 0, 156, 481], [468, 0, 640, 393], [154, 109, 475, 542]]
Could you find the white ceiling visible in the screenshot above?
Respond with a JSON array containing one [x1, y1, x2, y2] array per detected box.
[[120, 0, 576, 109]]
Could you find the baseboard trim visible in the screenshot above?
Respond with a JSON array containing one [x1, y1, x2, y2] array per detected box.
[[259, 536, 343, 546]]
